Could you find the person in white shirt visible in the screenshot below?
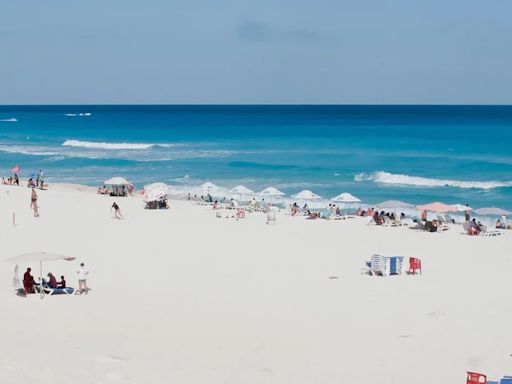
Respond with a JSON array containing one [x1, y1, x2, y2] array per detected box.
[[77, 262, 90, 294]]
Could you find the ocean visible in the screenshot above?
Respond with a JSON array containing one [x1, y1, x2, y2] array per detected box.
[[0, 105, 511, 209]]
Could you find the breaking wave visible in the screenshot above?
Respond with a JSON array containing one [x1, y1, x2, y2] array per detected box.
[[0, 118, 18, 122], [354, 171, 512, 190], [63, 140, 157, 150]]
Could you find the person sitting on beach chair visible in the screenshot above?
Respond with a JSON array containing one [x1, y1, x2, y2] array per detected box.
[[47, 272, 58, 289]]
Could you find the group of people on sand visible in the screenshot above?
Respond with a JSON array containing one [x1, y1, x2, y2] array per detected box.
[[2, 173, 20, 186], [22, 262, 90, 295], [495, 219, 512, 230], [97, 183, 134, 196], [2, 170, 46, 189]]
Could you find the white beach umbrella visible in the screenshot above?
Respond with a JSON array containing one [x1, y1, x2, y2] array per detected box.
[[258, 187, 286, 204], [376, 200, 413, 209], [144, 182, 169, 193], [144, 188, 169, 202], [474, 207, 512, 216], [258, 187, 286, 197], [104, 176, 129, 185], [331, 192, 361, 203], [452, 203, 473, 212], [291, 190, 322, 200], [6, 252, 76, 299], [229, 185, 254, 201]]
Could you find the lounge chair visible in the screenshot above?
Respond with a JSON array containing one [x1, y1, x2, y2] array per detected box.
[[369, 255, 388, 276], [479, 226, 502, 237]]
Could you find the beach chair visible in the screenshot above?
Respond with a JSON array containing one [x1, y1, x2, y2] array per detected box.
[[45, 286, 75, 295], [387, 256, 404, 275], [479, 226, 502, 237], [462, 222, 471, 235], [408, 257, 422, 275], [467, 371, 487, 384], [445, 213, 455, 224], [370, 255, 389, 276]]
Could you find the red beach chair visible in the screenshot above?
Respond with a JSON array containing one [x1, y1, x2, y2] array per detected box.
[[408, 257, 422, 275], [467, 371, 487, 384]]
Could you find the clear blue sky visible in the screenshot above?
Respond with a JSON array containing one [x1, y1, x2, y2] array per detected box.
[[1, 0, 511, 104]]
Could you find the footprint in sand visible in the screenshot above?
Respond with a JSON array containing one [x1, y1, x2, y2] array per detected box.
[[97, 354, 128, 366]]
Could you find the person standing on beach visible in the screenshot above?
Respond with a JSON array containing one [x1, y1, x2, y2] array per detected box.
[[14, 173, 19, 186], [112, 202, 123, 219], [464, 204, 471, 222], [30, 188, 40, 217], [77, 263, 89, 294]]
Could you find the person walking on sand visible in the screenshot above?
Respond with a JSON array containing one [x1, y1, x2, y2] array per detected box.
[[30, 188, 40, 217], [112, 201, 123, 219], [77, 263, 89, 294]]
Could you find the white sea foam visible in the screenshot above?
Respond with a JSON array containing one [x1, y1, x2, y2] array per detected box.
[[64, 113, 92, 117], [62, 140, 156, 150], [0, 118, 18, 122], [355, 171, 512, 190], [0, 144, 233, 162]]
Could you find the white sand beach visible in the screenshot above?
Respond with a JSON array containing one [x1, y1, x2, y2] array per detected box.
[[1, 184, 511, 384]]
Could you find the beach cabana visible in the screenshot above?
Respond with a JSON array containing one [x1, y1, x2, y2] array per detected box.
[[6, 252, 76, 298], [104, 176, 130, 196]]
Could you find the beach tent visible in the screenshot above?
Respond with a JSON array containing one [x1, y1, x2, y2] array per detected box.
[[144, 188, 169, 202], [474, 207, 512, 216], [229, 185, 254, 201], [105, 177, 130, 196], [6, 252, 76, 298], [291, 190, 322, 200], [416, 202, 458, 213]]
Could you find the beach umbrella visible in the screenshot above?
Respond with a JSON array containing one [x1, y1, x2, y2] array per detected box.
[[376, 200, 414, 216], [474, 207, 512, 216], [6, 252, 76, 299], [144, 182, 169, 192], [452, 204, 473, 212], [258, 187, 286, 204], [144, 188, 168, 202], [258, 187, 285, 197], [416, 202, 458, 213], [331, 192, 361, 203], [229, 185, 254, 201], [197, 182, 225, 197], [104, 176, 129, 185], [376, 200, 413, 209], [11, 164, 20, 173], [291, 190, 322, 200]]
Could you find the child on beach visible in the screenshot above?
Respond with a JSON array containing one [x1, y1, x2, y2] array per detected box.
[[77, 263, 89, 294]]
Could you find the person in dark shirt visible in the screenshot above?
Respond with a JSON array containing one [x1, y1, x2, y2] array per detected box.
[[47, 273, 58, 289], [58, 275, 66, 288], [23, 268, 37, 293]]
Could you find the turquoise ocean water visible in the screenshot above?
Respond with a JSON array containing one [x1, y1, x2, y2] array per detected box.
[[0, 105, 511, 209]]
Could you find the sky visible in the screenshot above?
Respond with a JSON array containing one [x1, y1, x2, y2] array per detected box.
[[1, 0, 511, 104]]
